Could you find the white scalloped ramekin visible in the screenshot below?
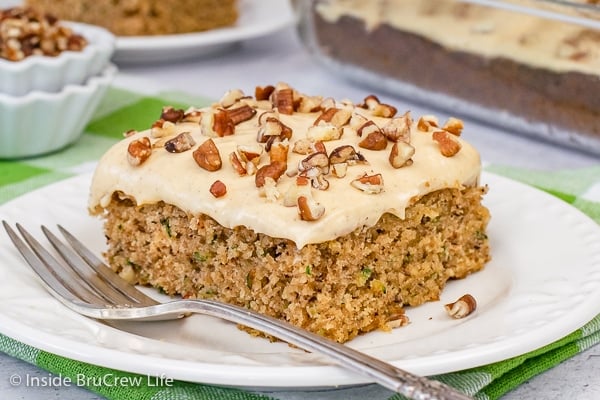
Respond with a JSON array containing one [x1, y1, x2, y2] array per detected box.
[[0, 63, 117, 159], [0, 22, 115, 96]]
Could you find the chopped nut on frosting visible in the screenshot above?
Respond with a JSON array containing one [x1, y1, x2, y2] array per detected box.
[[117, 83, 478, 225]]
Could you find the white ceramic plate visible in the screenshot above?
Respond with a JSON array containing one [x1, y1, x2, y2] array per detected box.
[[0, 172, 600, 389], [113, 0, 296, 64]]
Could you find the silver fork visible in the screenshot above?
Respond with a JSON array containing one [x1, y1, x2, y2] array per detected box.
[[3, 221, 472, 400]]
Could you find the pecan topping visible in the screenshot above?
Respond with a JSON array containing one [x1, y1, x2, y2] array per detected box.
[[193, 138, 222, 171], [127, 137, 152, 166], [359, 130, 388, 151], [382, 111, 412, 142], [297, 195, 325, 221], [432, 131, 462, 157], [255, 85, 275, 101], [360, 95, 397, 118], [209, 180, 227, 198], [257, 117, 292, 143], [237, 144, 263, 165], [307, 125, 342, 142], [291, 139, 326, 156], [182, 109, 202, 123], [356, 120, 379, 137], [257, 110, 279, 126], [219, 89, 245, 108], [229, 152, 247, 176], [212, 110, 235, 137], [282, 177, 312, 207], [150, 119, 176, 138], [0, 7, 87, 61], [297, 95, 323, 113], [255, 161, 287, 188], [329, 145, 365, 165], [299, 152, 330, 175], [351, 173, 384, 194], [225, 104, 257, 125], [442, 117, 464, 136], [445, 294, 477, 319], [314, 107, 352, 128], [417, 115, 439, 132], [389, 142, 415, 168], [164, 132, 196, 153], [160, 106, 185, 123], [273, 88, 294, 115], [269, 141, 289, 163]]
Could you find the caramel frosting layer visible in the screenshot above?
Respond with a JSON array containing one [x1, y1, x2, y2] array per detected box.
[[89, 85, 482, 248], [316, 0, 600, 75]]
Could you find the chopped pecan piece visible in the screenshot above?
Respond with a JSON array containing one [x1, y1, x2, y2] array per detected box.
[[442, 117, 464, 136], [297, 195, 325, 221], [255, 161, 287, 188], [150, 119, 176, 138], [282, 177, 311, 207], [307, 124, 342, 142], [313, 107, 352, 128], [257, 110, 279, 126], [225, 104, 257, 125], [356, 120, 380, 137], [273, 88, 294, 115], [382, 111, 412, 142], [299, 152, 330, 175], [351, 173, 384, 194], [255, 85, 275, 101], [389, 142, 415, 168], [209, 180, 227, 198], [219, 89, 245, 108], [182, 109, 202, 123], [212, 110, 235, 137], [432, 131, 462, 157], [359, 130, 388, 151], [127, 137, 152, 166], [329, 145, 365, 165], [160, 106, 185, 123], [360, 95, 397, 117], [237, 144, 263, 165], [331, 162, 348, 178], [445, 294, 477, 319], [164, 132, 196, 153], [229, 152, 247, 176], [193, 138, 222, 171], [297, 95, 323, 113], [269, 141, 289, 163], [417, 115, 439, 132]]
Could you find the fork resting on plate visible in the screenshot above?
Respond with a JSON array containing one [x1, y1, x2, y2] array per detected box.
[[3, 221, 472, 400]]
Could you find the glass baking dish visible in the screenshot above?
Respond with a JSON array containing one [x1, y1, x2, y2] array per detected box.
[[296, 0, 600, 156]]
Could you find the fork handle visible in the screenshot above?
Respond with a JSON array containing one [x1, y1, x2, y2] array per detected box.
[[157, 299, 472, 400]]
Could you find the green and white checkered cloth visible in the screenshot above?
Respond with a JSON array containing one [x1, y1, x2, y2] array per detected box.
[[1, 87, 600, 400]]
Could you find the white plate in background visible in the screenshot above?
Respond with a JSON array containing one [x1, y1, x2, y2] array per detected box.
[[114, 0, 296, 64], [0, 0, 296, 64]]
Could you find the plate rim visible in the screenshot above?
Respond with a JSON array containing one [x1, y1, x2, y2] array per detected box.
[[0, 171, 599, 388], [114, 0, 295, 55]]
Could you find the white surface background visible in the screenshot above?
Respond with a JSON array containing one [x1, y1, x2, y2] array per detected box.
[[1, 14, 600, 400]]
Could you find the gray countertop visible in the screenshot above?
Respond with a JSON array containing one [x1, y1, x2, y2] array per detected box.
[[1, 23, 599, 400]]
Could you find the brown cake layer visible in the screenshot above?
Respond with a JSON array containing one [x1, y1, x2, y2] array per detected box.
[[312, 13, 600, 143], [25, 0, 237, 36], [102, 186, 490, 343]]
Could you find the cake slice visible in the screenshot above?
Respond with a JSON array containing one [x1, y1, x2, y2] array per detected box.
[[25, 0, 237, 36], [89, 84, 491, 343]]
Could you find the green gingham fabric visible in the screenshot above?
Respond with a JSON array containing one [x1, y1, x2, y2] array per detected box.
[[1, 87, 600, 400]]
